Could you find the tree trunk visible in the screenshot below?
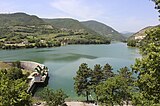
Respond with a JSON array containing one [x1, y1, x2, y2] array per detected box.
[[126, 100, 129, 106], [111, 89, 114, 106], [86, 91, 89, 102]]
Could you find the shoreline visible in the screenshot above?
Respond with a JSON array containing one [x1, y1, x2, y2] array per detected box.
[[0, 42, 128, 50]]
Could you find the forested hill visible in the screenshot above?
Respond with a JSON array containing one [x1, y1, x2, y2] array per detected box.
[[0, 13, 111, 49], [0, 13, 46, 26], [43, 18, 101, 36], [43, 18, 86, 30], [81, 20, 126, 41]]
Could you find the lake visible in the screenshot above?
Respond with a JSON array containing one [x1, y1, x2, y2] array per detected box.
[[0, 42, 140, 100]]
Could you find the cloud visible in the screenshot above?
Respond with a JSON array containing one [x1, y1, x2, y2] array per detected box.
[[50, 0, 105, 20]]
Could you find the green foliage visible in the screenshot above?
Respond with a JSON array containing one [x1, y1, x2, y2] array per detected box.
[[102, 63, 114, 80], [44, 18, 86, 30], [131, 92, 155, 106], [131, 26, 160, 105], [96, 76, 122, 106], [130, 2, 160, 104], [0, 13, 112, 50], [96, 67, 134, 106], [1, 67, 24, 80], [91, 64, 103, 86], [73, 63, 92, 101], [0, 12, 45, 27], [140, 26, 160, 55], [0, 70, 31, 106], [74, 63, 120, 103], [38, 87, 68, 106], [132, 52, 160, 104], [127, 39, 137, 47]]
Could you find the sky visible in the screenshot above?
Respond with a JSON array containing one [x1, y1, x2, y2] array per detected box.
[[0, 0, 159, 32]]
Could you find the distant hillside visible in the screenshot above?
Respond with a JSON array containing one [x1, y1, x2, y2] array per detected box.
[[0, 13, 110, 49], [44, 18, 84, 30], [127, 26, 158, 47], [43, 18, 100, 36], [128, 26, 153, 41], [0, 13, 45, 27], [121, 32, 134, 38], [0, 13, 60, 40], [81, 20, 126, 41]]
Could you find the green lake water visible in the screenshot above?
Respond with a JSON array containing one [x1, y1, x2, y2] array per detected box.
[[0, 42, 140, 100]]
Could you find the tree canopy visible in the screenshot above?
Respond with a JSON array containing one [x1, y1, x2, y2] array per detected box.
[[38, 87, 68, 106], [73, 63, 92, 101], [73, 63, 134, 106], [132, 26, 160, 105], [96, 67, 134, 106], [0, 70, 31, 106]]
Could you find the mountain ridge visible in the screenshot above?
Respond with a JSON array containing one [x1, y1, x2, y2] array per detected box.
[[0, 12, 46, 27], [0, 13, 111, 49], [81, 20, 126, 41]]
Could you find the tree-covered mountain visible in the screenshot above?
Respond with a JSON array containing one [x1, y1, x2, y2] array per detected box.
[[81, 20, 126, 41], [0, 13, 110, 49], [43, 18, 101, 36], [44, 18, 85, 30], [0, 13, 46, 27]]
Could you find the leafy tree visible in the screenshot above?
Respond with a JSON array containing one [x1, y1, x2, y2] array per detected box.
[[118, 67, 134, 105], [91, 64, 103, 87], [96, 75, 124, 106], [96, 67, 134, 106], [131, 91, 155, 106], [73, 63, 92, 101], [0, 71, 31, 106], [127, 40, 137, 47], [132, 52, 160, 104], [38, 87, 68, 106], [6, 67, 23, 80], [102, 63, 114, 80], [140, 27, 160, 55], [90, 64, 103, 101], [131, 26, 160, 105], [130, 1, 160, 105]]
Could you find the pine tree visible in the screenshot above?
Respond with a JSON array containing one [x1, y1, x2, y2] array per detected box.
[[73, 63, 92, 101]]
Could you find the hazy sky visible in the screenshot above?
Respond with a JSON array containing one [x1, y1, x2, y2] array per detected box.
[[0, 0, 159, 32]]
